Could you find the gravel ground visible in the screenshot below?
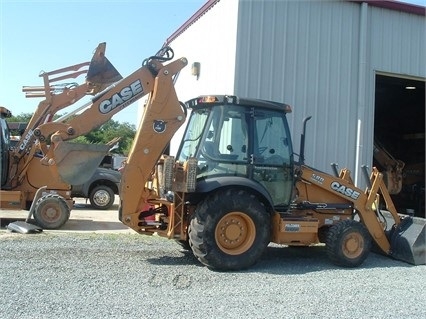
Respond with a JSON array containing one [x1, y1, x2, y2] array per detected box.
[[0, 231, 425, 319]]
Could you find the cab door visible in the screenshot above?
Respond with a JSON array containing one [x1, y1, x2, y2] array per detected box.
[[250, 109, 294, 209]]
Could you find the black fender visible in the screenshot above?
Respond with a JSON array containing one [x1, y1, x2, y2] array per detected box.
[[192, 176, 274, 211]]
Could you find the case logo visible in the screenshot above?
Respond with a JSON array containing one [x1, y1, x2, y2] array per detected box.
[[99, 80, 143, 114], [18, 129, 34, 152], [330, 181, 360, 200]]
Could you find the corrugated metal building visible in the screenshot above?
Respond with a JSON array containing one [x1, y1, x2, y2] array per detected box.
[[158, 0, 425, 212]]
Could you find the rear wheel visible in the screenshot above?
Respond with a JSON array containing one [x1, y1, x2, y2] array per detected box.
[[89, 185, 115, 210], [33, 194, 70, 229], [326, 219, 372, 267], [189, 189, 270, 271]]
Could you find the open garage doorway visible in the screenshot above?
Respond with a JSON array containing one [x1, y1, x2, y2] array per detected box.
[[374, 73, 425, 217]]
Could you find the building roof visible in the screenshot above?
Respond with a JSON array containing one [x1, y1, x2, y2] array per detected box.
[[164, 0, 220, 46], [350, 0, 426, 15], [164, 0, 425, 45]]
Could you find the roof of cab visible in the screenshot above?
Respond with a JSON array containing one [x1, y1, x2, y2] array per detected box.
[[185, 95, 292, 113]]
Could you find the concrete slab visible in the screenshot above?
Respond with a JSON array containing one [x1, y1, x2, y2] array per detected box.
[[0, 195, 135, 234]]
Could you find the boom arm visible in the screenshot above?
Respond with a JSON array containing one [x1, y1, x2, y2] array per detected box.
[[119, 67, 188, 229], [30, 43, 187, 186], [7, 44, 123, 188], [297, 165, 400, 254], [7, 62, 94, 189], [13, 62, 92, 159]]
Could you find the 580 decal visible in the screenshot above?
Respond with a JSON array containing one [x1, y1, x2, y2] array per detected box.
[[330, 181, 360, 200], [99, 80, 143, 114]]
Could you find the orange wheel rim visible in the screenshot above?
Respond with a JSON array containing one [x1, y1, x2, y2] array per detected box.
[[342, 232, 364, 259], [215, 211, 256, 255]]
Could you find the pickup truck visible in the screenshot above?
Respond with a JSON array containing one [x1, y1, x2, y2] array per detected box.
[[71, 167, 121, 210]]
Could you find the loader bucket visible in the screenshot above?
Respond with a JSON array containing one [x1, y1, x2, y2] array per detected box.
[[389, 216, 426, 265], [54, 142, 110, 185]]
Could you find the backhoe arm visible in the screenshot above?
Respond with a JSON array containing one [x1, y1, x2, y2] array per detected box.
[[119, 68, 188, 231], [373, 138, 405, 194], [32, 43, 187, 186]]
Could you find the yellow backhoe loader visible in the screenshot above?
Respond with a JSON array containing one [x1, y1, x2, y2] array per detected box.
[[15, 42, 424, 269], [0, 46, 123, 229], [117, 92, 425, 270]]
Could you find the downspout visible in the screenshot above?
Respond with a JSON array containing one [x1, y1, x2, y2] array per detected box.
[[354, 2, 368, 186]]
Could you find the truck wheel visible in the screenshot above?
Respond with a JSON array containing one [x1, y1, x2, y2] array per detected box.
[[326, 219, 372, 267], [189, 189, 270, 271], [33, 194, 70, 229], [89, 185, 115, 210]]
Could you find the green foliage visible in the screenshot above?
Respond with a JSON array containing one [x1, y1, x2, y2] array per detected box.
[[9, 113, 32, 122], [71, 136, 90, 144], [9, 113, 62, 123], [80, 120, 136, 155], [8, 113, 32, 135], [8, 112, 136, 155]]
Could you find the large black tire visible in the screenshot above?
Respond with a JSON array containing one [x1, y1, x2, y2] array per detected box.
[[189, 189, 271, 271], [33, 194, 70, 229], [89, 185, 115, 210], [326, 219, 372, 267]]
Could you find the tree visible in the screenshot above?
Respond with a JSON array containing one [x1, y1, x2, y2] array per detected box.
[[78, 120, 136, 155], [8, 113, 32, 135], [9, 113, 32, 122], [8, 112, 136, 155]]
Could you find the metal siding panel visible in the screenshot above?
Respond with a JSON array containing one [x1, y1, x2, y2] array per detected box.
[[235, 0, 360, 174], [370, 6, 426, 77], [163, 0, 425, 178], [361, 6, 426, 176]]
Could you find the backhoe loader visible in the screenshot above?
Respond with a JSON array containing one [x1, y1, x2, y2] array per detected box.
[[27, 42, 424, 270], [0, 44, 124, 229], [2, 42, 188, 231], [114, 93, 425, 270]]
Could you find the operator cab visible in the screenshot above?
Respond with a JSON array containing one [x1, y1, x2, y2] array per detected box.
[[177, 95, 294, 210], [0, 107, 12, 187]]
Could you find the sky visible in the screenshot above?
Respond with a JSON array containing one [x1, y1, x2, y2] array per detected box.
[[0, 0, 206, 125], [1, 0, 425, 126]]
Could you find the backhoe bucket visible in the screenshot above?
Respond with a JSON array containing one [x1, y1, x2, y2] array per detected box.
[[86, 42, 122, 91], [389, 216, 426, 265], [54, 142, 110, 185]]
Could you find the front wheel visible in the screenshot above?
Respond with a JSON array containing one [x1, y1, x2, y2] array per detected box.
[[33, 194, 70, 229], [189, 189, 271, 271], [326, 219, 372, 267]]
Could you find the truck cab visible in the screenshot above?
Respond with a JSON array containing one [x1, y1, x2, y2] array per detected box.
[[71, 167, 121, 210]]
